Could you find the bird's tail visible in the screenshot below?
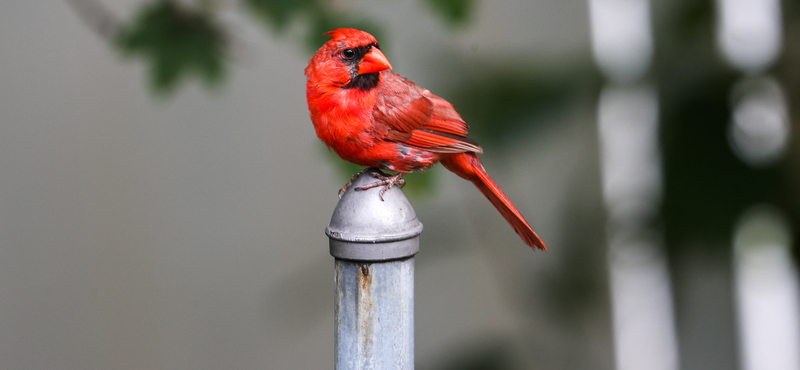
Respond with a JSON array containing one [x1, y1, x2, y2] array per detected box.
[[441, 152, 546, 251]]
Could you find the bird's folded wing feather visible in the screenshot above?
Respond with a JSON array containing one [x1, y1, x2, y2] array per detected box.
[[373, 72, 482, 154]]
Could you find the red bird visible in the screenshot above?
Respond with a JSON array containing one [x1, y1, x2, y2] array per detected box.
[[305, 28, 545, 250]]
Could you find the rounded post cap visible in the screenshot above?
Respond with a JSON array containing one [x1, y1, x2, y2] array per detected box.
[[326, 169, 423, 260]]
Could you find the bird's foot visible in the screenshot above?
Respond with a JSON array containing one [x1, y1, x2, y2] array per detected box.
[[338, 168, 370, 199], [356, 171, 405, 201]]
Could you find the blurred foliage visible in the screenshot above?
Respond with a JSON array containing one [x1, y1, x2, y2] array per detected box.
[[110, 0, 474, 92], [117, 1, 226, 93], [653, 0, 797, 260], [245, 0, 311, 30], [423, 0, 474, 26], [659, 67, 783, 250], [419, 339, 514, 370], [779, 1, 800, 262], [245, 0, 382, 51], [672, 0, 714, 43], [444, 64, 598, 150], [539, 199, 607, 322]]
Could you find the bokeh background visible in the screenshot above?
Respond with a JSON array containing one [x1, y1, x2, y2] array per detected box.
[[1, 0, 798, 369]]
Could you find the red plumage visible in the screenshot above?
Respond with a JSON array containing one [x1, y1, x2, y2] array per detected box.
[[305, 28, 545, 250]]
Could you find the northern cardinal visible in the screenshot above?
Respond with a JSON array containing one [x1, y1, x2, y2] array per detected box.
[[305, 28, 545, 250]]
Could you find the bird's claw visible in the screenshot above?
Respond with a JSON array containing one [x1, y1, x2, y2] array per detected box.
[[355, 171, 405, 201], [338, 168, 370, 199]]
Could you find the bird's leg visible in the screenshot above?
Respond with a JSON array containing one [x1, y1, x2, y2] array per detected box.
[[338, 167, 370, 199], [356, 171, 405, 201]]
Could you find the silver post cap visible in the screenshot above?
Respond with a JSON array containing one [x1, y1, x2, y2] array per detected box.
[[326, 169, 423, 261]]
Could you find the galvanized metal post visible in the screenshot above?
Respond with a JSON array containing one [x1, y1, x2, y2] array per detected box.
[[326, 169, 422, 370]]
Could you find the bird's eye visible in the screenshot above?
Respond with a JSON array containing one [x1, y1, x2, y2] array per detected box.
[[342, 48, 356, 60]]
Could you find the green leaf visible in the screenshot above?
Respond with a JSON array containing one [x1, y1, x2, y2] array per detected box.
[[116, 1, 227, 93]]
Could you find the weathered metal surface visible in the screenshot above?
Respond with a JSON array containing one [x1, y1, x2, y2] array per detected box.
[[328, 168, 419, 370], [334, 258, 414, 370]]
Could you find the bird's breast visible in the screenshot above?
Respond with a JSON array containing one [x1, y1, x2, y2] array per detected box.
[[309, 88, 381, 163]]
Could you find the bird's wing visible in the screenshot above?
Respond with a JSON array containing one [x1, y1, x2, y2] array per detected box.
[[373, 72, 482, 154]]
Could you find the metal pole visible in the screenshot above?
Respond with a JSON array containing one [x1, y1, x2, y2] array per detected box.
[[326, 169, 422, 370]]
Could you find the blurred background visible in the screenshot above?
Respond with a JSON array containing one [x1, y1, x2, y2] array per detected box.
[[0, 0, 798, 369]]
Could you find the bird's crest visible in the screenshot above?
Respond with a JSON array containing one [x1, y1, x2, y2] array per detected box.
[[324, 28, 378, 46]]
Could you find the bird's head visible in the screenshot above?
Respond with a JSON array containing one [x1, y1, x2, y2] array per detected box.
[[305, 28, 393, 91]]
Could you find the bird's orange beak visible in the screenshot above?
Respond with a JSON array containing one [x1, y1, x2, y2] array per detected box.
[[358, 48, 392, 75]]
